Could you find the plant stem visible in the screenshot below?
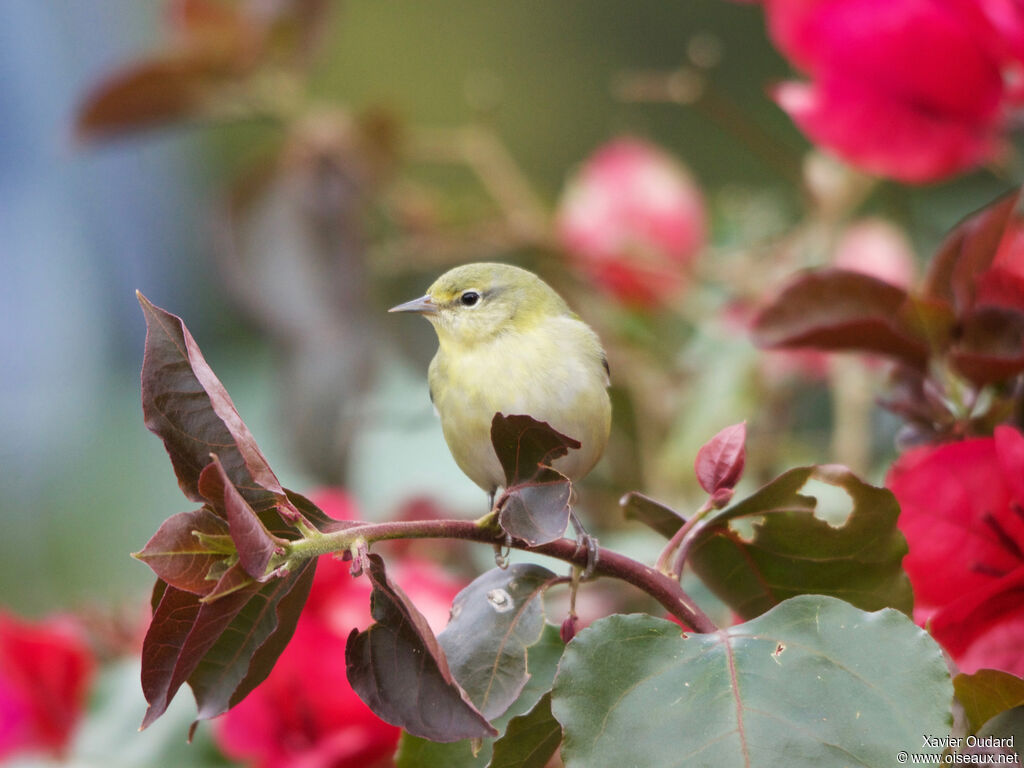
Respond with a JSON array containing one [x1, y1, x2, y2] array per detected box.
[[287, 518, 717, 633], [655, 499, 714, 578]]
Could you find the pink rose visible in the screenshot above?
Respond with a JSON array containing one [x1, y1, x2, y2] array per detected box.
[[557, 137, 706, 308]]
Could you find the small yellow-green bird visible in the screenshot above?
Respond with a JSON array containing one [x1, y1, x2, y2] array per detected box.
[[389, 263, 612, 504]]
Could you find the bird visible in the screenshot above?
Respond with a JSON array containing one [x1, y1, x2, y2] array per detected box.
[[389, 262, 611, 550]]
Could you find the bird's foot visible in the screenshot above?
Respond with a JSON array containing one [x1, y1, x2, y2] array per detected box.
[[569, 509, 599, 579]]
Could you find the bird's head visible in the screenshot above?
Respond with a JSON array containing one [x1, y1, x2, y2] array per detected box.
[[389, 263, 569, 345]]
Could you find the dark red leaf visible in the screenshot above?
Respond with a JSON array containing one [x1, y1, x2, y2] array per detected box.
[[140, 560, 315, 732], [133, 507, 231, 595], [751, 269, 930, 368], [200, 457, 282, 580], [923, 189, 1021, 315], [345, 555, 496, 742], [490, 414, 581, 487], [694, 422, 747, 495], [189, 559, 316, 724], [950, 306, 1024, 386], [137, 292, 285, 513]]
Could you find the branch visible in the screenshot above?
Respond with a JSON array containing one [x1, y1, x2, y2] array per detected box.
[[285, 518, 718, 633]]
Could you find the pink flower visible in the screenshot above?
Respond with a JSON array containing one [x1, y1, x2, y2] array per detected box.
[[213, 490, 464, 768], [832, 218, 916, 288], [764, 0, 1023, 182], [0, 613, 94, 760], [556, 137, 707, 308], [887, 427, 1024, 675]]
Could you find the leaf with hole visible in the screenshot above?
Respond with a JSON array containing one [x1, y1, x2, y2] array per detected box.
[[551, 595, 952, 767], [687, 464, 913, 619], [439, 564, 557, 720]]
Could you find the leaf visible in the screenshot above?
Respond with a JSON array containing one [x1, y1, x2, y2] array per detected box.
[[490, 414, 581, 487], [923, 189, 1020, 315], [551, 595, 952, 767], [498, 481, 573, 547], [133, 508, 230, 595], [955, 670, 1024, 735], [751, 268, 930, 368], [188, 559, 316, 725], [139, 560, 314, 731], [75, 53, 236, 142], [200, 457, 281, 579], [396, 624, 565, 768], [488, 692, 561, 768], [346, 554, 497, 742], [491, 415, 581, 546], [949, 306, 1024, 386], [694, 421, 747, 494], [688, 465, 913, 619], [619, 491, 685, 539], [976, 706, 1024, 757], [439, 564, 557, 720], [137, 292, 285, 513]]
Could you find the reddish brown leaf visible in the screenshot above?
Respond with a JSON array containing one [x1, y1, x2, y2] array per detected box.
[[751, 269, 929, 368], [923, 190, 1021, 314], [490, 414, 581, 487], [345, 555, 497, 742], [950, 306, 1024, 386], [694, 422, 747, 495], [200, 457, 282, 580], [140, 560, 315, 732], [137, 292, 284, 513], [189, 560, 316, 724], [134, 507, 230, 595], [75, 53, 238, 142]]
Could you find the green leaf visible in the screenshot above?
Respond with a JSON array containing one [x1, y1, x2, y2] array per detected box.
[[751, 268, 930, 368], [439, 564, 557, 720], [488, 692, 561, 768], [975, 706, 1024, 758], [955, 669, 1024, 735], [396, 623, 565, 768], [552, 596, 952, 767], [346, 554, 497, 742], [619, 491, 685, 539], [688, 464, 913, 619]]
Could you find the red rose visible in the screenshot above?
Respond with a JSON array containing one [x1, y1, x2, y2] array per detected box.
[[0, 612, 94, 760], [887, 427, 1024, 675], [213, 490, 464, 768], [556, 137, 707, 308], [764, 0, 1023, 182]]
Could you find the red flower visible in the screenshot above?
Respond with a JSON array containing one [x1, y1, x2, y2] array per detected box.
[[764, 0, 1023, 182], [0, 613, 94, 760], [887, 427, 1024, 675], [556, 137, 707, 308], [213, 490, 464, 768]]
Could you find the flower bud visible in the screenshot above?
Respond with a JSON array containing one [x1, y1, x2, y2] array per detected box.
[[556, 137, 707, 308]]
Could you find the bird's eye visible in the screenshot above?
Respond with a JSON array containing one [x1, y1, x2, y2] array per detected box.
[[460, 291, 481, 307]]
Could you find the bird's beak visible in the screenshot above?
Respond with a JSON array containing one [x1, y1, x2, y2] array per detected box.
[[388, 294, 439, 315]]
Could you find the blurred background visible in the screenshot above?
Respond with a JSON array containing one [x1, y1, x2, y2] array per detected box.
[[2, 2, 1020, 762], [2, 0, 1012, 615]]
